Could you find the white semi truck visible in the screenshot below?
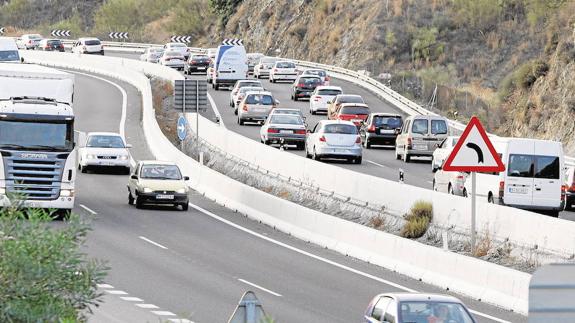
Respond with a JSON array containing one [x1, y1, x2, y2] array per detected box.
[[0, 63, 76, 212]]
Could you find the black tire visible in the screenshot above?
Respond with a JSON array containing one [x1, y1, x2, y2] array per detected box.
[[355, 156, 362, 164], [364, 139, 371, 149], [395, 150, 401, 160], [81, 165, 87, 173], [135, 196, 144, 209], [546, 210, 560, 217], [296, 142, 305, 150], [312, 148, 320, 161], [488, 194, 495, 204], [214, 83, 220, 90], [403, 151, 411, 163], [181, 203, 189, 211], [463, 188, 468, 198], [310, 109, 316, 115], [234, 108, 238, 115], [448, 184, 454, 195], [128, 192, 134, 205], [433, 180, 437, 191], [238, 117, 244, 125]]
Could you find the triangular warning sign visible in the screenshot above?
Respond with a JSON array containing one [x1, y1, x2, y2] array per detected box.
[[443, 116, 505, 172]]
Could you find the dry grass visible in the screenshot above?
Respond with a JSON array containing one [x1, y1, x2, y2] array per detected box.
[[368, 215, 385, 230], [401, 201, 433, 239], [473, 229, 493, 257]]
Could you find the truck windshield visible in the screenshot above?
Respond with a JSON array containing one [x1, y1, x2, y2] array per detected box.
[[0, 50, 20, 62], [0, 119, 73, 151]]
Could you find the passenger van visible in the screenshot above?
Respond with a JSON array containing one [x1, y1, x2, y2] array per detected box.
[[465, 138, 565, 217], [0, 37, 21, 63], [212, 43, 248, 90], [395, 115, 449, 162]]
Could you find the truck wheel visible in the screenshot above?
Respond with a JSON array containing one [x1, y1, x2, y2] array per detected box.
[[80, 165, 87, 173]]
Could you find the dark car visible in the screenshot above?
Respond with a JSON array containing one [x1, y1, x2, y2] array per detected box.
[[39, 39, 65, 52], [360, 113, 403, 148], [185, 54, 211, 74], [291, 75, 322, 101]]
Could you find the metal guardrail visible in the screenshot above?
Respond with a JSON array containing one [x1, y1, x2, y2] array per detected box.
[[37, 38, 574, 167]]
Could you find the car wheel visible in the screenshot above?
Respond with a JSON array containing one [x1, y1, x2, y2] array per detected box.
[[310, 108, 316, 115], [238, 117, 244, 125], [128, 192, 134, 205], [296, 142, 305, 150], [448, 184, 454, 195], [355, 156, 362, 164], [181, 203, 189, 211], [313, 148, 320, 161], [488, 194, 494, 204], [463, 188, 468, 198], [135, 196, 144, 209], [431, 158, 437, 172], [364, 139, 371, 149], [234, 108, 238, 115], [80, 165, 87, 173]]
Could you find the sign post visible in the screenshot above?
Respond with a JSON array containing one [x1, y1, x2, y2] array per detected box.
[[442, 116, 505, 253], [173, 79, 207, 140]]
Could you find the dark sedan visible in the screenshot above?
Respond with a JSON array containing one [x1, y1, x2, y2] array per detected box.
[[291, 75, 322, 101], [359, 113, 403, 148], [185, 54, 211, 74]]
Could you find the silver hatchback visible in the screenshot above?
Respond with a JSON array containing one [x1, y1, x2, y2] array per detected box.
[[395, 115, 449, 163], [237, 91, 278, 125]]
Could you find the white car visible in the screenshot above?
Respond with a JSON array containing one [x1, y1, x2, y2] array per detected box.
[[72, 38, 104, 55], [159, 51, 185, 70], [305, 120, 362, 164], [230, 80, 264, 107], [300, 68, 330, 85], [16, 34, 42, 50], [164, 42, 190, 60], [431, 136, 459, 172], [254, 56, 279, 79], [140, 47, 164, 63], [309, 86, 343, 115], [269, 61, 298, 83], [433, 167, 469, 196], [237, 91, 278, 125], [78, 132, 132, 174], [260, 113, 307, 150], [233, 86, 264, 114]]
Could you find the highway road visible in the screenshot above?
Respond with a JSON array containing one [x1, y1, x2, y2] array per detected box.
[[68, 61, 525, 322]]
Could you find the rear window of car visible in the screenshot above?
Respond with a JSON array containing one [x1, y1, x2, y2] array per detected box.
[[85, 40, 101, 46], [340, 106, 370, 115], [239, 82, 262, 88], [317, 89, 342, 96], [270, 115, 303, 125], [166, 51, 182, 56], [508, 154, 534, 177], [411, 119, 429, 134], [373, 116, 402, 129], [261, 58, 276, 64], [29, 34, 42, 39], [277, 62, 295, 68], [240, 87, 263, 93], [431, 119, 448, 134], [150, 48, 163, 52], [299, 77, 321, 84], [273, 109, 301, 115], [305, 70, 327, 77], [47, 40, 62, 45], [323, 124, 357, 134], [171, 43, 187, 48], [246, 94, 274, 105], [192, 55, 209, 59], [338, 96, 364, 104]]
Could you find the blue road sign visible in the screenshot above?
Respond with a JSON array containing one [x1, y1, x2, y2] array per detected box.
[[177, 116, 187, 141]]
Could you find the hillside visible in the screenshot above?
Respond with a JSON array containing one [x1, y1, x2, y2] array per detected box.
[[1, 0, 574, 152]]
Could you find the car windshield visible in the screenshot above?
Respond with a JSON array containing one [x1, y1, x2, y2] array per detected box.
[[373, 116, 402, 129], [150, 47, 163, 53], [276, 62, 295, 68], [399, 301, 474, 323], [0, 50, 20, 62], [239, 87, 263, 93], [141, 164, 182, 180], [338, 96, 364, 104], [270, 115, 303, 125], [317, 89, 342, 96], [340, 106, 370, 115], [87, 135, 125, 148], [323, 124, 357, 134], [431, 119, 448, 134], [300, 77, 321, 85], [305, 70, 327, 77], [246, 94, 274, 105], [85, 39, 101, 45]]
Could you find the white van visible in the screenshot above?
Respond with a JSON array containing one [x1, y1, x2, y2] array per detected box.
[[0, 37, 21, 63], [212, 44, 248, 90], [466, 138, 565, 217]]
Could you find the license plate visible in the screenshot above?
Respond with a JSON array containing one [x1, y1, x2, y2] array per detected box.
[[280, 130, 293, 134], [509, 187, 528, 194], [253, 108, 267, 113], [156, 194, 174, 200], [198, 67, 206, 70], [413, 144, 427, 151], [352, 119, 362, 123], [379, 129, 391, 134]]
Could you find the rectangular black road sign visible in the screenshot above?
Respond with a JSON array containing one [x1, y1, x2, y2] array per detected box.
[[173, 79, 208, 111]]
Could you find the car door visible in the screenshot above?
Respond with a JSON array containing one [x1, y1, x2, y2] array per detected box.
[[397, 119, 411, 150], [128, 163, 141, 194], [364, 296, 391, 322], [359, 115, 370, 141], [505, 147, 535, 207], [533, 142, 562, 208], [307, 122, 320, 152]]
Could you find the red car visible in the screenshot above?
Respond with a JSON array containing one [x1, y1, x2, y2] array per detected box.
[[335, 103, 370, 127]]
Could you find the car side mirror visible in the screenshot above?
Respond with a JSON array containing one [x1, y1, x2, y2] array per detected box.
[[183, 176, 190, 181], [130, 175, 138, 180], [20, 57, 25, 63], [126, 144, 133, 148]]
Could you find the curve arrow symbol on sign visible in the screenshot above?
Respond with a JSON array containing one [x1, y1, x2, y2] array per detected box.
[[466, 143, 484, 164]]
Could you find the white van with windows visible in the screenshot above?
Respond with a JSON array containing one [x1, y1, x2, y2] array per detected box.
[[465, 138, 565, 217], [212, 43, 248, 90]]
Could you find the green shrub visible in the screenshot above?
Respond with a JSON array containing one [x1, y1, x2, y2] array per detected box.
[[401, 200, 433, 238]]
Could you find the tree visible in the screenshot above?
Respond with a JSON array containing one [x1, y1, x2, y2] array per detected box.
[[209, 0, 243, 23], [0, 205, 107, 322]]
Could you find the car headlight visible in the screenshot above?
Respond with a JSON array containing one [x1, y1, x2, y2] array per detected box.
[[119, 155, 129, 160], [87, 154, 96, 159], [176, 188, 187, 194], [142, 187, 153, 193], [60, 189, 74, 197]]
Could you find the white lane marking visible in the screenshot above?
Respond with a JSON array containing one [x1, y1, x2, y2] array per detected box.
[[207, 93, 226, 129], [151, 310, 177, 316], [139, 236, 169, 250], [97, 283, 114, 289], [188, 202, 511, 323], [106, 290, 129, 295], [136, 304, 159, 309], [68, 71, 136, 168], [427, 181, 434, 184], [366, 160, 389, 168], [120, 296, 143, 302], [238, 278, 283, 297], [169, 319, 195, 323], [80, 204, 97, 215]]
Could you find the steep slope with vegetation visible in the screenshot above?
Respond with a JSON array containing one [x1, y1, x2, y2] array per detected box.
[[1, 0, 574, 152]]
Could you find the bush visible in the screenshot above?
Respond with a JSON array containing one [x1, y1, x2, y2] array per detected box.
[[0, 205, 107, 322], [401, 200, 433, 238]]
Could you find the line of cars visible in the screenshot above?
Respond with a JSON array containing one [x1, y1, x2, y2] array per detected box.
[[15, 34, 103, 54]]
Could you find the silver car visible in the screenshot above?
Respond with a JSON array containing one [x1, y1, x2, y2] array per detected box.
[[433, 166, 469, 196], [395, 115, 449, 163], [237, 91, 278, 125], [260, 114, 306, 149], [140, 47, 164, 63], [159, 51, 185, 70], [305, 120, 362, 164], [230, 80, 264, 107]]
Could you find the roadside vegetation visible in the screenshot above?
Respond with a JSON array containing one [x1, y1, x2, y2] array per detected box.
[[401, 200, 433, 239], [0, 201, 107, 321]]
